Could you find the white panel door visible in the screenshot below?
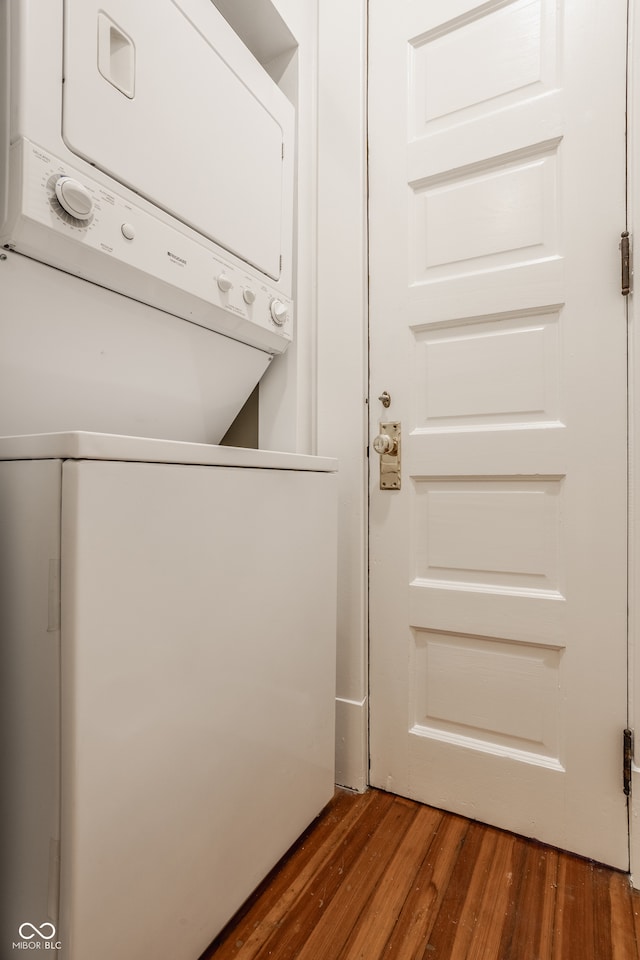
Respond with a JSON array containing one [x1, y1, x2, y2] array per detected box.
[[368, 0, 629, 867]]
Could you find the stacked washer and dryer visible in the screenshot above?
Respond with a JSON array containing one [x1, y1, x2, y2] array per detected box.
[[0, 2, 337, 959]]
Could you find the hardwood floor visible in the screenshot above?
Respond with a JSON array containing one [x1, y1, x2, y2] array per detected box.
[[201, 787, 640, 960]]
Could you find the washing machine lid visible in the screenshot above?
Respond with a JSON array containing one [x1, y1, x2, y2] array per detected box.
[[0, 432, 338, 472]]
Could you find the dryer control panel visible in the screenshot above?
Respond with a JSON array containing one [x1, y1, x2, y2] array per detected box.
[[1, 139, 293, 355]]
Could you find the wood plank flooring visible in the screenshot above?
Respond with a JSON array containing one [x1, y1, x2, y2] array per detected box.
[[201, 788, 640, 960]]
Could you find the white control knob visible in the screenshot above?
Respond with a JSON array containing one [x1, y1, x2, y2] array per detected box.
[[243, 288, 256, 305], [217, 274, 233, 293], [270, 299, 288, 326], [55, 177, 93, 221]]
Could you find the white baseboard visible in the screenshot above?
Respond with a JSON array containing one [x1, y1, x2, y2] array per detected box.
[[335, 696, 368, 792]]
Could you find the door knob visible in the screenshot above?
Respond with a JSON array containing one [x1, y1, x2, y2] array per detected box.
[[373, 421, 400, 490], [373, 433, 397, 456]]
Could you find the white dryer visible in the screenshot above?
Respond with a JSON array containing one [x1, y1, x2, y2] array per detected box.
[[0, 0, 297, 443], [0, 432, 337, 959]]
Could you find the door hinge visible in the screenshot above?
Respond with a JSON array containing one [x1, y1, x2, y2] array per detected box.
[[621, 231, 631, 296], [624, 728, 634, 796]]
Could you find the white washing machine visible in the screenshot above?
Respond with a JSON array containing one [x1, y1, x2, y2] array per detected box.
[[0, 431, 337, 959]]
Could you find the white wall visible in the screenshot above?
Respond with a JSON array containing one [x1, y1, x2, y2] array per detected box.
[[317, 0, 369, 790]]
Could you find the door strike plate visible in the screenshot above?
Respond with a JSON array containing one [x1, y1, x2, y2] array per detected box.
[[373, 421, 400, 490]]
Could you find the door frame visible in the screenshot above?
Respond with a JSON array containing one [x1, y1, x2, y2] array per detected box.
[[628, 0, 640, 888]]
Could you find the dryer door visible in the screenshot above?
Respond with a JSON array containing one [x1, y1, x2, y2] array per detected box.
[[62, 0, 294, 284]]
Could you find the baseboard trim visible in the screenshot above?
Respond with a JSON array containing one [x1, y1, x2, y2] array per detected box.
[[335, 696, 368, 792]]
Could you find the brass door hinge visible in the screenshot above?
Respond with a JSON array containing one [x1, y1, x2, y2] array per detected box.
[[621, 231, 631, 296], [624, 728, 634, 796]]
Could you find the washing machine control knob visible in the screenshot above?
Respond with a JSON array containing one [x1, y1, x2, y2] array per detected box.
[[55, 177, 94, 221], [270, 299, 288, 326]]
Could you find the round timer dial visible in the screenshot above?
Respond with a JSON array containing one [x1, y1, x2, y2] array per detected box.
[[270, 299, 288, 326], [54, 177, 94, 221]]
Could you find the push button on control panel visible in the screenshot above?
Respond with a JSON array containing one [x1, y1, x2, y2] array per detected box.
[[121, 223, 136, 240]]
